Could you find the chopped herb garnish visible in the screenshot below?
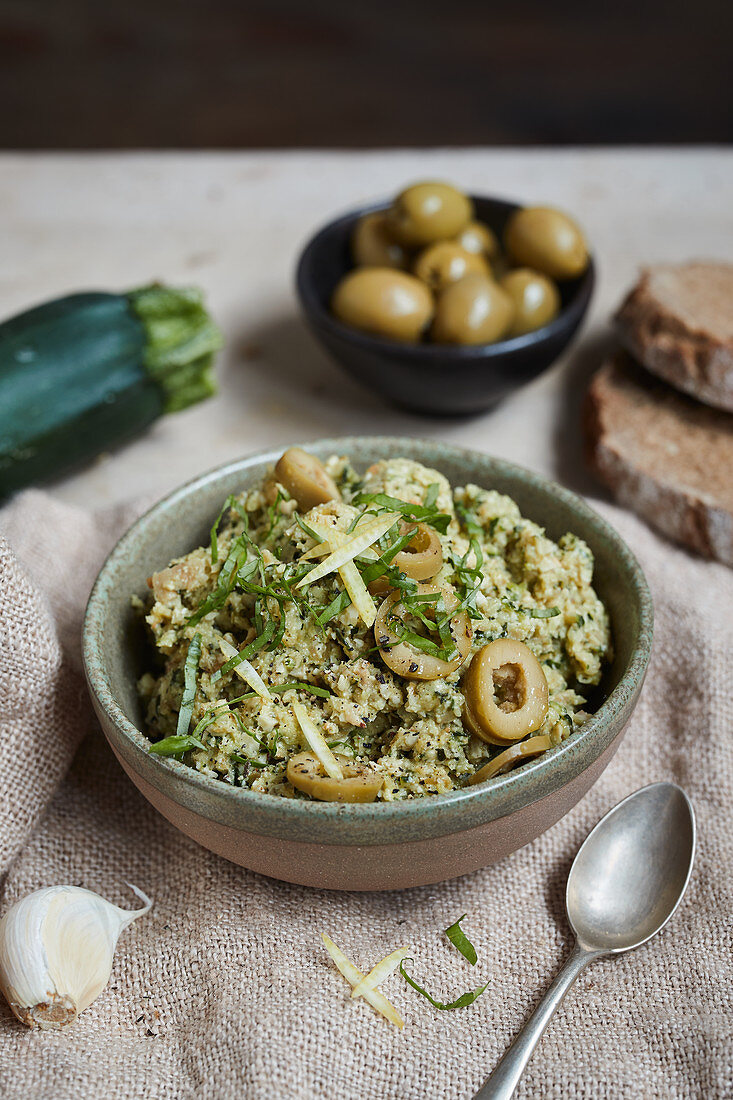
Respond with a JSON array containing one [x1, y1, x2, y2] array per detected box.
[[455, 503, 483, 539], [190, 709, 223, 739], [399, 958, 488, 1010], [444, 914, 477, 965], [264, 488, 284, 542], [272, 681, 332, 698], [187, 535, 252, 627], [424, 482, 440, 509], [208, 494, 237, 564], [230, 751, 263, 768], [317, 589, 352, 626], [354, 491, 451, 535], [175, 632, 202, 737], [212, 617, 277, 682], [149, 733, 205, 757], [502, 599, 561, 620]]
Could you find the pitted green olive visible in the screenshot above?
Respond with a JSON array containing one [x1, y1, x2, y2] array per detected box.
[[413, 241, 490, 292], [462, 638, 549, 745], [455, 221, 500, 261], [386, 182, 474, 248], [500, 268, 561, 336], [331, 268, 434, 342], [287, 752, 383, 802], [431, 274, 514, 345], [504, 207, 589, 280], [392, 521, 443, 580], [468, 734, 552, 785], [375, 583, 472, 681], [351, 212, 409, 269], [274, 447, 340, 511]]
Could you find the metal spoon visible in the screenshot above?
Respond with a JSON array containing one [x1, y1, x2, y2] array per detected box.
[[474, 782, 696, 1099]]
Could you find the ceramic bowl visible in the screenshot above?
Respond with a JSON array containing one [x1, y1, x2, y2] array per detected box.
[[83, 438, 652, 891], [295, 197, 595, 416]]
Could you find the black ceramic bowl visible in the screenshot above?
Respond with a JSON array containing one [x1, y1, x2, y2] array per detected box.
[[296, 195, 595, 416]]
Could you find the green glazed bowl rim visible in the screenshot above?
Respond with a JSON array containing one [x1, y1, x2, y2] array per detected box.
[[83, 437, 653, 832]]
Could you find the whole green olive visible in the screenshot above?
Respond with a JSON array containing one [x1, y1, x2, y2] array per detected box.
[[431, 273, 514, 345], [504, 206, 589, 280], [500, 268, 561, 336], [386, 181, 474, 248], [413, 241, 490, 292], [331, 267, 434, 342], [351, 212, 408, 269], [454, 220, 500, 261]]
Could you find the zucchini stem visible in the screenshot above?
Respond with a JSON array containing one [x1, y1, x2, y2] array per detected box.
[[127, 284, 222, 412]]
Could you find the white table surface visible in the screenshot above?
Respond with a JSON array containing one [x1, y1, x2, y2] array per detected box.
[[1, 149, 731, 509]]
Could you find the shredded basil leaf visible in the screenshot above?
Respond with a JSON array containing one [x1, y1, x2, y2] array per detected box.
[[455, 503, 483, 539], [354, 491, 451, 535], [208, 494, 237, 564], [187, 535, 251, 627], [212, 618, 277, 682], [175, 632, 201, 737], [317, 589, 352, 626], [230, 751, 263, 767], [424, 483, 440, 509], [399, 959, 488, 1010], [149, 733, 205, 757], [190, 710, 222, 740], [529, 607, 560, 619], [444, 914, 477, 965]]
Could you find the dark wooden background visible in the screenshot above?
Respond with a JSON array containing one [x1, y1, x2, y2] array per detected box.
[[1, 0, 730, 148]]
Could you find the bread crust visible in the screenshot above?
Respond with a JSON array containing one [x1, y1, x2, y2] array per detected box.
[[584, 353, 733, 566], [615, 262, 733, 412]]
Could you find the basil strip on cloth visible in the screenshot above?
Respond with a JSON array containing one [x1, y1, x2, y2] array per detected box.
[[399, 959, 489, 1010], [444, 914, 477, 965]]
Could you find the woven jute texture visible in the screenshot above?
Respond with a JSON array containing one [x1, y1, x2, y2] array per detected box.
[[0, 489, 731, 1100]]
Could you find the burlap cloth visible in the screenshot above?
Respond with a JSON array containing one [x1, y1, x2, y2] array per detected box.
[[0, 489, 731, 1100]]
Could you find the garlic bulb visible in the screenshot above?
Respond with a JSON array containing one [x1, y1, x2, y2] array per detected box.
[[0, 883, 151, 1029]]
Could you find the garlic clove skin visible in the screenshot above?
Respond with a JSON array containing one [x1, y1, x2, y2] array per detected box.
[[0, 883, 151, 1029]]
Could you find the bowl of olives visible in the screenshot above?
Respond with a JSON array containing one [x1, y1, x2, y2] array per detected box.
[[296, 181, 595, 416]]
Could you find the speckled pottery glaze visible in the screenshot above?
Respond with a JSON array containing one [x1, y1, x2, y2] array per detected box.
[[83, 438, 653, 891]]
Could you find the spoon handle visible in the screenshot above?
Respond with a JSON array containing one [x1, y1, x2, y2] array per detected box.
[[473, 941, 598, 1099]]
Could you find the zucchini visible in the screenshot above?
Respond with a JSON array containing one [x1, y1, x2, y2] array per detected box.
[[0, 283, 222, 498]]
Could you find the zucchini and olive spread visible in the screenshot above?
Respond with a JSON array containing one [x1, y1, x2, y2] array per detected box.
[[138, 449, 611, 802]]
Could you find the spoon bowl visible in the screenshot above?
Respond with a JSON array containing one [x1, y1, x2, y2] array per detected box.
[[567, 782, 696, 953]]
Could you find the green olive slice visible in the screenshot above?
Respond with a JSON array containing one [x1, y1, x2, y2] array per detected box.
[[274, 447, 341, 511], [287, 751, 383, 802], [461, 639, 549, 744], [374, 583, 472, 681], [468, 734, 552, 785], [391, 522, 443, 580]]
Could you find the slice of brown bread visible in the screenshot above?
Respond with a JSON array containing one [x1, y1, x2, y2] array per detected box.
[[615, 261, 733, 411], [584, 352, 733, 565]]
